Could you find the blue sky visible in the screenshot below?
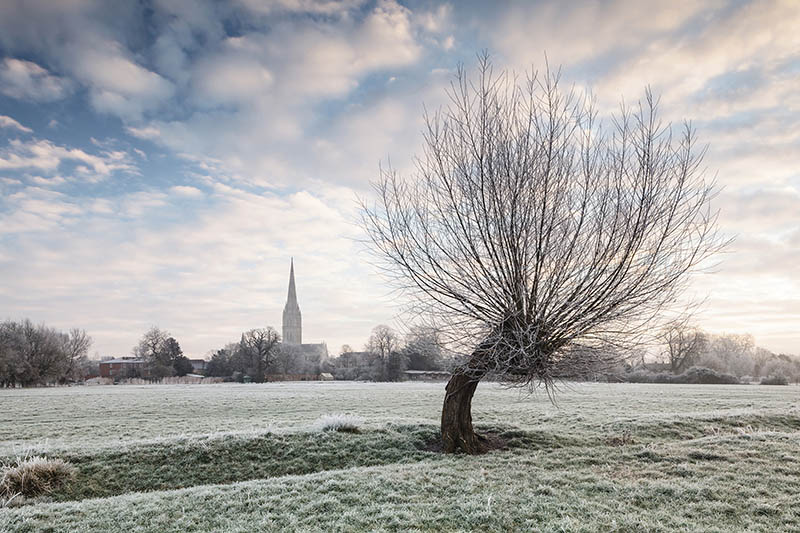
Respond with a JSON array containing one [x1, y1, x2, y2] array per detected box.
[[1, 0, 798, 358]]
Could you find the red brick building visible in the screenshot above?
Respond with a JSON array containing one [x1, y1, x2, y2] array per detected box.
[[99, 357, 150, 378]]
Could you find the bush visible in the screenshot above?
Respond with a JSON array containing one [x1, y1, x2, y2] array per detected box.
[[311, 414, 364, 433], [678, 367, 740, 384], [1, 456, 76, 499], [623, 366, 739, 384], [760, 375, 789, 386]]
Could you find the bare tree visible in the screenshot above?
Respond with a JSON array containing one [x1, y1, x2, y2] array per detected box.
[[133, 327, 172, 378], [366, 325, 404, 380], [361, 55, 727, 453], [365, 325, 401, 360], [0, 320, 93, 386], [61, 328, 92, 382], [239, 327, 280, 382], [661, 324, 707, 374]]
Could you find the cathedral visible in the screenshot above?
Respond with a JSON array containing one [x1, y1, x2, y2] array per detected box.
[[280, 259, 328, 358]]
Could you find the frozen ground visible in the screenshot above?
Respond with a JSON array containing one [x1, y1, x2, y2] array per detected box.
[[1, 381, 798, 532]]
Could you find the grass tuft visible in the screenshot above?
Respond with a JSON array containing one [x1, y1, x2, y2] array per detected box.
[[311, 414, 364, 433], [1, 455, 75, 500]]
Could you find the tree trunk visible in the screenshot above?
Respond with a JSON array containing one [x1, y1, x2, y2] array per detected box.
[[441, 373, 486, 454]]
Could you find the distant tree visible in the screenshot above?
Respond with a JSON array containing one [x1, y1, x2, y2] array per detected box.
[[403, 327, 445, 371], [159, 337, 193, 376], [0, 321, 27, 387], [361, 56, 727, 453], [58, 328, 92, 382], [206, 347, 234, 377], [761, 355, 800, 384], [366, 325, 402, 381], [238, 327, 280, 382], [698, 333, 755, 378], [0, 320, 94, 386], [661, 325, 707, 374], [385, 350, 408, 381], [752, 347, 775, 378], [133, 327, 182, 378], [366, 325, 400, 357], [173, 356, 193, 376], [270, 343, 302, 375]]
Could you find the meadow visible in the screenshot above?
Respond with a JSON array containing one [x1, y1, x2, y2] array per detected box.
[[1, 381, 798, 532]]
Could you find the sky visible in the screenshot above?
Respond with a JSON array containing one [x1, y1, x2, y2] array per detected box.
[[0, 0, 798, 358]]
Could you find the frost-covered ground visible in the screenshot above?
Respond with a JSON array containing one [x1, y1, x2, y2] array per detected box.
[[1, 382, 799, 532], [1, 381, 796, 454]]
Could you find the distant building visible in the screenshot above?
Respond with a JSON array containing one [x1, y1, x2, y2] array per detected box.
[[99, 357, 150, 378], [189, 359, 206, 374], [282, 258, 302, 344], [279, 259, 328, 359]]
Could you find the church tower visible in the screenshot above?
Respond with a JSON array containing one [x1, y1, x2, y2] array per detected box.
[[282, 258, 302, 344]]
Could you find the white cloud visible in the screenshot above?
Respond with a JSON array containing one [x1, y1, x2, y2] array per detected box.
[[0, 138, 137, 180], [0, 187, 82, 234], [1, 0, 799, 356], [191, 48, 274, 106], [68, 41, 175, 119], [0, 58, 73, 102], [592, 1, 800, 112], [234, 0, 366, 16], [492, 0, 714, 71], [126, 125, 162, 140], [0, 115, 32, 133], [0, 181, 395, 357], [170, 185, 204, 197]]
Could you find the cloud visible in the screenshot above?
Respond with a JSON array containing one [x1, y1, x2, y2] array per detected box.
[[592, 1, 800, 112], [0, 58, 73, 101], [191, 47, 274, 107], [68, 41, 175, 119], [491, 0, 713, 72], [0, 115, 32, 133], [126, 125, 162, 140], [170, 185, 204, 197], [0, 187, 82, 234], [1, 0, 799, 356], [0, 138, 138, 181], [234, 0, 366, 16], [0, 180, 395, 357]]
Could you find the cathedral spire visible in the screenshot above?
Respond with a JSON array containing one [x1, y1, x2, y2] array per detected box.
[[282, 258, 302, 344], [287, 257, 297, 304]]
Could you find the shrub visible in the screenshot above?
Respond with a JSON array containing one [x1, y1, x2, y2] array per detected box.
[[760, 375, 789, 386], [678, 367, 740, 385], [0, 456, 76, 499], [311, 414, 364, 433], [623, 366, 739, 384]]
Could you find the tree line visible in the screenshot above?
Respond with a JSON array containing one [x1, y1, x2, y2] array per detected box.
[[203, 324, 446, 382], [330, 325, 447, 382], [203, 327, 282, 382], [627, 324, 800, 384], [0, 319, 92, 387]]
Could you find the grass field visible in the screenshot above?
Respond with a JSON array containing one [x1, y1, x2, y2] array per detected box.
[[1, 382, 799, 532]]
